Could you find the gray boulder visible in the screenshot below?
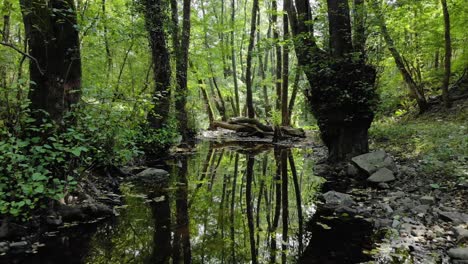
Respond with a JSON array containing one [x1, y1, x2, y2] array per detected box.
[[367, 168, 395, 183], [448, 247, 468, 260], [136, 168, 169, 178], [439, 211, 468, 224], [352, 150, 397, 175], [454, 226, 468, 242], [130, 168, 170, 184], [322, 191, 355, 207], [420, 195, 435, 205]]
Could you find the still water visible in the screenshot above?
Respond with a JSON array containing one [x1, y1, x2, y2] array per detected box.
[[3, 141, 376, 264]]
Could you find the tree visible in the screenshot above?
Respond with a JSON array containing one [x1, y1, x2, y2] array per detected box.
[[20, 0, 82, 123], [142, 0, 172, 129], [371, 0, 428, 113], [286, 0, 377, 161], [281, 1, 290, 126], [245, 0, 259, 118], [441, 0, 452, 108], [172, 0, 193, 141]]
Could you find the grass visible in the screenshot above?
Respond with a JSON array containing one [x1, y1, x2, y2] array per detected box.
[[369, 101, 468, 180]]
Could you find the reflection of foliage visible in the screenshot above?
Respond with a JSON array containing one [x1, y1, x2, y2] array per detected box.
[[82, 143, 324, 263], [85, 184, 154, 264], [187, 143, 324, 263]]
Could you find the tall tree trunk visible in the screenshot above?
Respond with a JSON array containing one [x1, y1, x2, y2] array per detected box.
[[288, 68, 300, 122], [352, 0, 366, 56], [371, 0, 428, 113], [286, 0, 377, 161], [101, 0, 112, 84], [20, 0, 82, 124], [281, 4, 290, 126], [230, 0, 240, 116], [143, 0, 171, 129], [172, 0, 193, 141], [272, 0, 282, 111], [245, 0, 259, 118], [1, 0, 12, 89], [441, 0, 452, 108]]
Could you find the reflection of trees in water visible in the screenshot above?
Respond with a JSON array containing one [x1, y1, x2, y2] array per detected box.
[[186, 144, 314, 263], [84, 143, 320, 263]]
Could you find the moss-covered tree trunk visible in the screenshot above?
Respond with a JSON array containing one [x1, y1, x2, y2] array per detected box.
[[286, 0, 377, 161], [20, 0, 81, 124]]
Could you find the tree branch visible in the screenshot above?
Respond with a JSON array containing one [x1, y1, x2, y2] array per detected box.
[[0, 42, 45, 75]]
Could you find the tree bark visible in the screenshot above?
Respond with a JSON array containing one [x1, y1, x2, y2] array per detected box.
[[281, 3, 290, 126], [230, 0, 240, 116], [101, 0, 112, 84], [286, 0, 377, 161], [441, 0, 452, 108], [143, 0, 171, 129], [172, 0, 193, 141], [20, 0, 82, 124], [1, 0, 12, 89], [288, 68, 300, 121], [245, 0, 259, 118], [352, 0, 366, 56], [272, 0, 282, 111]]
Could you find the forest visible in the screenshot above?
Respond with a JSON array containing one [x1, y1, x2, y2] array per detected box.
[[0, 0, 467, 263]]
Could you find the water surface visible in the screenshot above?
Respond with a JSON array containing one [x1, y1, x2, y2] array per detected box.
[[3, 141, 377, 263]]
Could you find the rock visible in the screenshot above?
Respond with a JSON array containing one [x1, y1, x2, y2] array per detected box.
[[454, 226, 468, 242], [399, 197, 418, 211], [420, 196, 435, 205], [367, 168, 395, 183], [314, 164, 331, 176], [130, 168, 170, 184], [453, 260, 468, 264], [399, 165, 417, 177], [322, 191, 355, 208], [10, 241, 28, 248], [351, 150, 397, 175], [379, 202, 394, 214], [374, 219, 392, 228], [135, 168, 169, 178], [46, 215, 63, 226], [448, 247, 468, 260], [392, 219, 401, 228], [378, 183, 390, 189], [0, 242, 9, 253], [346, 163, 359, 176], [412, 205, 430, 214], [439, 211, 468, 224]]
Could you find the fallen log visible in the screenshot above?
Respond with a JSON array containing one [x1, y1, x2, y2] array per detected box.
[[228, 117, 274, 132], [212, 119, 305, 139]]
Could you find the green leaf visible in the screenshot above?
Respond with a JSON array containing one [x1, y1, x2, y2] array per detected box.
[[32, 172, 47, 181]]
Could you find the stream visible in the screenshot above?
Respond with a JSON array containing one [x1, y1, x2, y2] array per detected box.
[[3, 141, 378, 264]]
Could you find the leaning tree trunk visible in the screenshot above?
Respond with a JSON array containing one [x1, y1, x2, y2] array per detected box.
[[371, 0, 428, 113], [20, 0, 82, 124], [286, 0, 377, 161]]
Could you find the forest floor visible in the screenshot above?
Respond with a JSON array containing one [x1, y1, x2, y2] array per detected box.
[[311, 94, 467, 263]]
